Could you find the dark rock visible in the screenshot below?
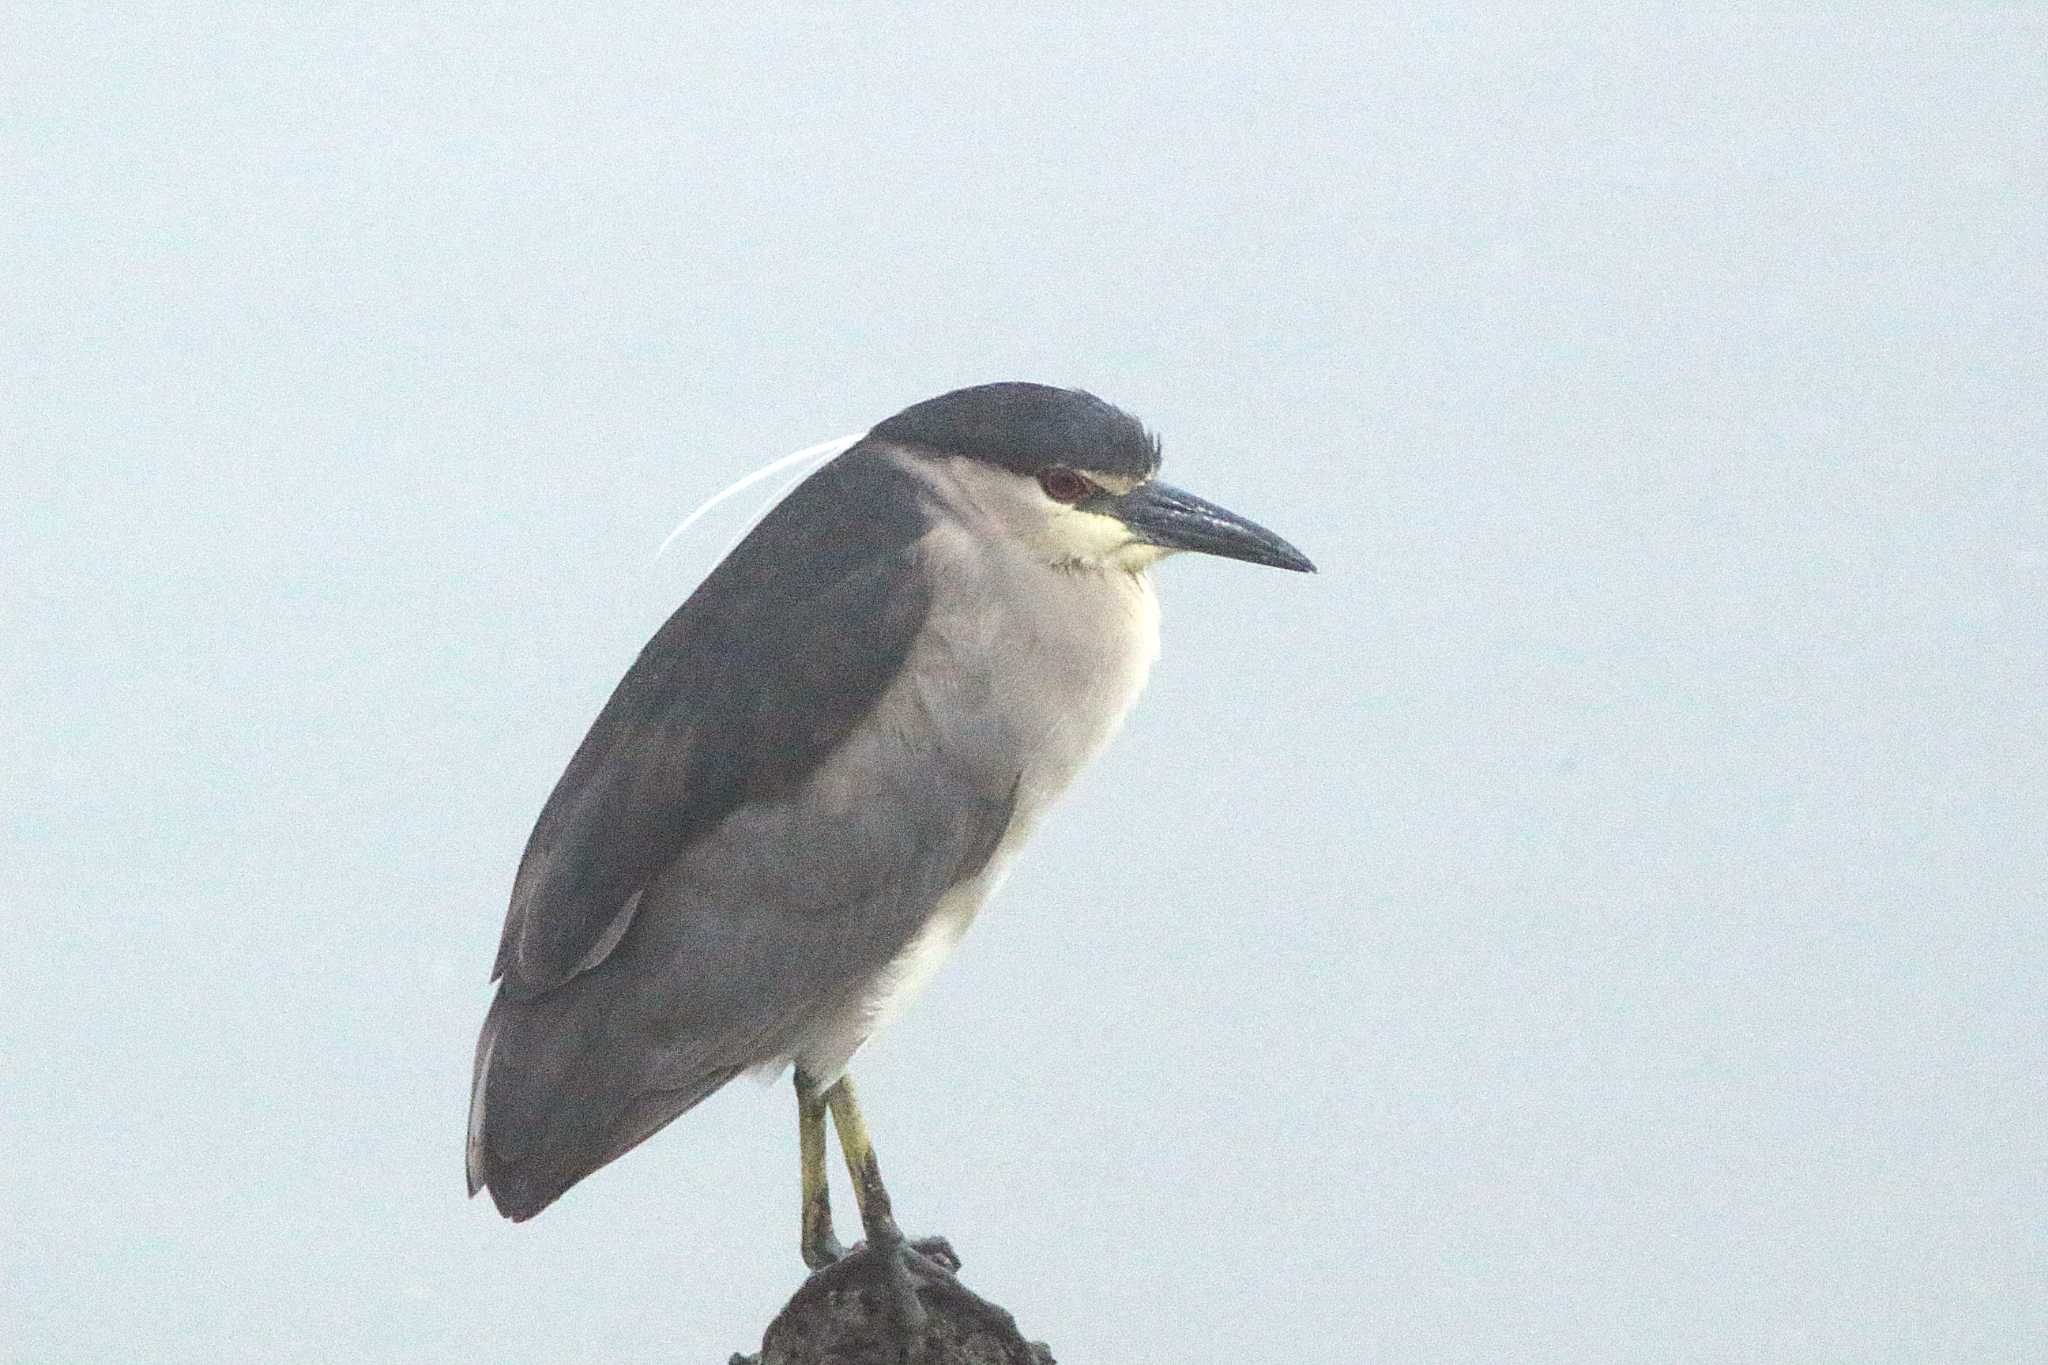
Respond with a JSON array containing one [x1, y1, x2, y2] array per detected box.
[[730, 1242, 1053, 1365]]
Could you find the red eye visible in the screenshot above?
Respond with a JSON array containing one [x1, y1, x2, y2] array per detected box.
[[1038, 468, 1096, 503]]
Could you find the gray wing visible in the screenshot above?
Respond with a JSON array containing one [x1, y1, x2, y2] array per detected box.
[[469, 446, 1019, 1219], [495, 446, 936, 997]]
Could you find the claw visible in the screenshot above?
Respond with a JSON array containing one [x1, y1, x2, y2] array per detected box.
[[803, 1238, 931, 1359], [908, 1235, 960, 1273], [801, 1229, 847, 1272], [780, 1235, 1029, 1364]]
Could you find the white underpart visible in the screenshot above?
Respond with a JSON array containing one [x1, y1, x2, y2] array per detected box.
[[650, 431, 864, 564], [790, 449, 1165, 1083], [858, 864, 1013, 1047]]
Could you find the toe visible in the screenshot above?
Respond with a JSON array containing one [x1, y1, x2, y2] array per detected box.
[[907, 1235, 961, 1272]]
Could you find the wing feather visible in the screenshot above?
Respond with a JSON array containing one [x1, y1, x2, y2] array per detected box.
[[493, 446, 935, 996], [470, 443, 1027, 1218]]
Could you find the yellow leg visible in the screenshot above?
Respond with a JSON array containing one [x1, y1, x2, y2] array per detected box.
[[822, 1073, 989, 1349], [825, 1074, 902, 1245], [795, 1071, 843, 1270]]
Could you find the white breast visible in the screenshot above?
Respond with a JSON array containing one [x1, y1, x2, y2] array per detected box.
[[789, 453, 1163, 1081]]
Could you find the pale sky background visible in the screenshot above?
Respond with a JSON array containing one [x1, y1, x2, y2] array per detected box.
[[5, 6, 2044, 1362]]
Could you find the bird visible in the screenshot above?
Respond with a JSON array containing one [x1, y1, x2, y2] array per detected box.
[[466, 381, 1313, 1331]]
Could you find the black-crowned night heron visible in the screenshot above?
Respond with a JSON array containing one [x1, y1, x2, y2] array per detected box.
[[467, 382, 1312, 1335]]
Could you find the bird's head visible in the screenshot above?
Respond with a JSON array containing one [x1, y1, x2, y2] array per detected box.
[[868, 382, 1315, 576]]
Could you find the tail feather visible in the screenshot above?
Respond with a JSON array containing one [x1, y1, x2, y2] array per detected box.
[[464, 1007, 500, 1199], [465, 986, 738, 1221]]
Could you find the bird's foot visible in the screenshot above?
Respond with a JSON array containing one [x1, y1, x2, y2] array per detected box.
[[904, 1234, 961, 1272], [800, 1228, 847, 1272], [803, 1233, 1015, 1361]]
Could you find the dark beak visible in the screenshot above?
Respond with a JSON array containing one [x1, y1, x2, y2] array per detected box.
[[1105, 481, 1316, 573]]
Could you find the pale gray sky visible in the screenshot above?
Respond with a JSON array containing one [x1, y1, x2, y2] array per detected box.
[[5, 6, 2044, 1362]]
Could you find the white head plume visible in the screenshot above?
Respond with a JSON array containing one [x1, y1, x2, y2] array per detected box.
[[651, 431, 865, 565]]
